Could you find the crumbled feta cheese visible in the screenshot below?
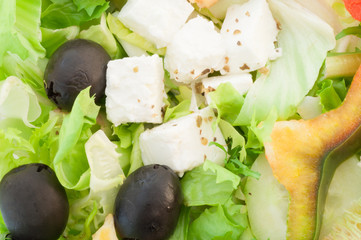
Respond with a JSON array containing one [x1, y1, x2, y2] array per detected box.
[[105, 55, 165, 126], [92, 214, 118, 240], [221, 0, 280, 74], [118, 0, 193, 48], [199, 73, 253, 104], [164, 16, 226, 84], [139, 107, 227, 177]]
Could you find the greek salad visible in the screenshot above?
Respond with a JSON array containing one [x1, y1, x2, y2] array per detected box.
[[0, 0, 361, 239]]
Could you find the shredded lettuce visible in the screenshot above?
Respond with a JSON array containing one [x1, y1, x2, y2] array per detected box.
[[181, 160, 240, 207], [41, 0, 109, 29], [66, 130, 124, 239], [188, 204, 247, 240], [209, 83, 245, 124], [53, 87, 100, 190], [79, 14, 123, 59], [113, 123, 145, 176], [41, 26, 79, 58], [0, 77, 42, 128], [235, 0, 336, 125]]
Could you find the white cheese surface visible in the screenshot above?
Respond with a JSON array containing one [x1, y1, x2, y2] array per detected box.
[[221, 0, 280, 74], [139, 107, 227, 177], [105, 55, 165, 126], [118, 0, 193, 48], [164, 16, 226, 84]]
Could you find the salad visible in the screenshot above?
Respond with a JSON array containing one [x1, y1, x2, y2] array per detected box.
[[1, 0, 361, 239]]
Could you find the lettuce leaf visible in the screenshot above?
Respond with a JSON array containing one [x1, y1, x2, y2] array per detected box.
[[113, 123, 145, 176], [41, 26, 79, 58], [53, 87, 100, 190], [0, 0, 45, 66], [169, 206, 191, 240], [164, 100, 192, 122], [79, 14, 123, 59], [209, 83, 245, 124], [181, 160, 240, 207], [235, 0, 336, 125], [188, 204, 246, 240], [66, 130, 124, 239], [0, 77, 42, 128], [41, 0, 109, 29]]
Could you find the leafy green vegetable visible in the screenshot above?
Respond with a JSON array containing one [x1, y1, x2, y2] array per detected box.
[[0, 77, 43, 128], [209, 83, 245, 124], [169, 206, 191, 240], [41, 26, 79, 58], [181, 160, 240, 206], [0, 128, 34, 181], [164, 100, 192, 122], [67, 130, 124, 239], [53, 87, 100, 190], [188, 204, 246, 240], [41, 0, 109, 29], [0, 0, 45, 66], [235, 0, 336, 125], [79, 14, 123, 59]]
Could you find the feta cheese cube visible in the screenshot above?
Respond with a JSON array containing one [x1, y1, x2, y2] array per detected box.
[[139, 107, 227, 177], [221, 0, 280, 74], [164, 16, 226, 84], [199, 73, 253, 104], [118, 0, 194, 48], [105, 55, 165, 126]]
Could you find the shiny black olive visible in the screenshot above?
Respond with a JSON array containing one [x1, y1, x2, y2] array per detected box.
[[44, 39, 110, 111], [0, 163, 69, 240], [114, 164, 183, 240]]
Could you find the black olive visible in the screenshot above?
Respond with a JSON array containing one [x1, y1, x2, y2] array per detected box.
[[44, 39, 111, 111], [0, 163, 69, 240], [114, 164, 183, 240]]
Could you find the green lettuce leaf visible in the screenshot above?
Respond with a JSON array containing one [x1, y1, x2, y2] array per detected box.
[[0, 128, 34, 181], [188, 204, 246, 240], [0, 0, 45, 66], [169, 206, 191, 240], [41, 0, 109, 29], [66, 130, 124, 238], [235, 0, 336, 125], [0, 77, 42, 128], [106, 13, 166, 56], [73, 0, 107, 16], [164, 100, 192, 122], [79, 14, 123, 59], [181, 160, 240, 207], [41, 26, 79, 58], [53, 87, 100, 190], [113, 123, 145, 176], [209, 83, 245, 124]]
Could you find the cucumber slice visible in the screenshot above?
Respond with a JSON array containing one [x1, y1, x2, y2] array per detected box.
[[320, 155, 361, 238], [245, 154, 361, 240], [244, 154, 289, 240]]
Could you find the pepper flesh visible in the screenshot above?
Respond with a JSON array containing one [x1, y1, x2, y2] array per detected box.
[[264, 64, 361, 240]]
